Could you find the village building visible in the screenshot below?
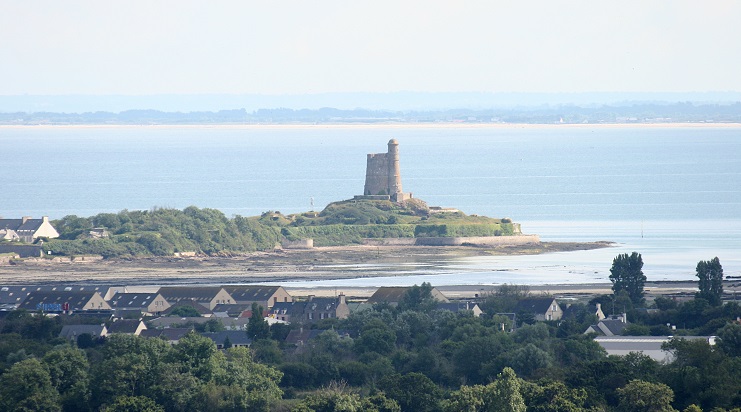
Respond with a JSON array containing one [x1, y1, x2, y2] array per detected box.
[[0, 216, 59, 243], [366, 286, 450, 306], [515, 297, 563, 321], [202, 331, 252, 349], [221, 285, 292, 309], [594, 336, 717, 362], [59, 324, 108, 341], [157, 286, 234, 310], [108, 292, 170, 316], [584, 313, 629, 336], [18, 290, 111, 312], [436, 301, 484, 317], [140, 328, 193, 344], [107, 319, 147, 336], [269, 295, 350, 324]]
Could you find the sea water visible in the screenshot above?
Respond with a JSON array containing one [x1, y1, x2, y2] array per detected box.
[[1, 125, 739, 285]]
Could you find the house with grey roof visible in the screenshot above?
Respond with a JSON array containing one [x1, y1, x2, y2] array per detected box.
[[269, 301, 304, 323], [18, 290, 111, 312], [366, 286, 449, 306], [303, 295, 350, 322], [584, 313, 629, 336], [0, 286, 32, 310], [212, 303, 258, 318], [221, 285, 292, 309], [108, 292, 170, 316], [107, 319, 147, 336], [436, 301, 484, 317], [0, 216, 59, 243], [59, 324, 108, 341], [202, 331, 252, 349], [157, 286, 234, 310], [267, 295, 350, 325], [515, 297, 562, 321], [0, 228, 20, 241], [140, 328, 193, 344], [594, 336, 717, 362], [147, 316, 250, 331]]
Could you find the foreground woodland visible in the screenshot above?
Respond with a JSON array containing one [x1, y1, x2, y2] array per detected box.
[[1, 265, 741, 412]]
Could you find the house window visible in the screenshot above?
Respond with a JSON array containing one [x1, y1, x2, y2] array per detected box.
[[552, 304, 557, 311]]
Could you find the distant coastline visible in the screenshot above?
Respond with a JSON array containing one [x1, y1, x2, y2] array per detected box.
[[2, 122, 741, 129]]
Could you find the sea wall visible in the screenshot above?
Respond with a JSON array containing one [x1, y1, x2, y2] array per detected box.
[[0, 245, 43, 258], [281, 239, 314, 249], [363, 234, 540, 247]]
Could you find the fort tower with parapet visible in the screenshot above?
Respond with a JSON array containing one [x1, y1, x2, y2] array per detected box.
[[360, 139, 412, 202]]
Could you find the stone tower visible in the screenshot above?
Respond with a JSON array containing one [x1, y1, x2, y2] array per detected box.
[[363, 139, 411, 202]]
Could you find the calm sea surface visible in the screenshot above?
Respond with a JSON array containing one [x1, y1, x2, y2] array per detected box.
[[2, 125, 739, 285]]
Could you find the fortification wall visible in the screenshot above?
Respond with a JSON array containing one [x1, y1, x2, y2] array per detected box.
[[0, 245, 43, 258], [281, 239, 314, 249], [363, 234, 540, 247], [415, 235, 540, 246]]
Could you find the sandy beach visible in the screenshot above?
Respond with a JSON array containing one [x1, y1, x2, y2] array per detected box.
[[4, 242, 737, 303]]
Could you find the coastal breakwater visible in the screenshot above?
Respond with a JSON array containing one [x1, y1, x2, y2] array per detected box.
[[362, 234, 540, 247]]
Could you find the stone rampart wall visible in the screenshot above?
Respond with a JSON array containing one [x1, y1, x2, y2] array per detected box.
[[363, 234, 540, 247], [0, 245, 43, 258], [282, 239, 314, 249]]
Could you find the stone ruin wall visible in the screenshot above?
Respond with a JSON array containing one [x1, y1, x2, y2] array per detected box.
[[364, 153, 391, 196]]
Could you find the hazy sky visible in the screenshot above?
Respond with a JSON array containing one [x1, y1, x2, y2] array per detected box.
[[2, 1, 740, 95]]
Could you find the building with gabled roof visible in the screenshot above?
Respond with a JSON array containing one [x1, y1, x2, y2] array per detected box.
[[202, 331, 252, 349], [269, 301, 305, 323], [221, 285, 292, 309], [157, 286, 233, 310], [107, 319, 147, 336], [366, 286, 449, 306], [515, 297, 562, 321], [108, 293, 170, 316], [594, 336, 717, 362], [0, 216, 59, 243], [59, 324, 108, 341], [302, 295, 350, 323], [140, 328, 193, 344], [436, 302, 484, 317], [18, 290, 111, 312], [161, 300, 214, 317], [147, 316, 250, 331], [268, 295, 350, 325], [584, 313, 629, 336]]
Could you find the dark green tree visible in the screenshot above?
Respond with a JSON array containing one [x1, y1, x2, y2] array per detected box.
[[696, 257, 724, 306], [0, 358, 61, 412], [378, 372, 442, 412], [397, 282, 438, 313], [609, 252, 646, 305], [247, 302, 270, 340], [43, 346, 91, 412], [616, 380, 676, 412]]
